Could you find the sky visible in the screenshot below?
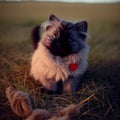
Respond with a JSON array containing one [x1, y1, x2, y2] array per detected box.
[[3, 0, 120, 3]]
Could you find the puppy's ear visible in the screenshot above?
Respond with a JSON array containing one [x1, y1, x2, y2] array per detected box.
[[75, 21, 88, 40], [75, 21, 88, 32], [49, 14, 60, 22], [31, 25, 40, 49]]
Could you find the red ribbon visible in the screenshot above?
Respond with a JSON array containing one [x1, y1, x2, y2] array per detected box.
[[69, 63, 78, 71]]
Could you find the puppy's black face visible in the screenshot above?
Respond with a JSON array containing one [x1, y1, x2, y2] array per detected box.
[[44, 15, 88, 57]]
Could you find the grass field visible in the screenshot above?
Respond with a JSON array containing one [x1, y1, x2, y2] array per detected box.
[[0, 1, 120, 120]]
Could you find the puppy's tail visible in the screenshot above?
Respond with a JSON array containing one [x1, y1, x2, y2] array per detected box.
[[31, 25, 40, 49]]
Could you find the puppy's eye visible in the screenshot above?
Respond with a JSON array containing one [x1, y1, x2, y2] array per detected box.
[[53, 33, 57, 38], [53, 31, 59, 38]]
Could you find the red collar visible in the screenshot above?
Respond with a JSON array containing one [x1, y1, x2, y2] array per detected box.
[[69, 63, 78, 71]]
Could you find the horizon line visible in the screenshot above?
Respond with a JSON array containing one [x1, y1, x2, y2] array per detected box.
[[1, 0, 120, 3]]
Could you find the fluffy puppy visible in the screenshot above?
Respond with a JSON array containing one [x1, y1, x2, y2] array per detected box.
[[30, 14, 89, 93]]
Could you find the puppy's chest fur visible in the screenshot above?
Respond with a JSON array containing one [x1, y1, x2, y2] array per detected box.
[[30, 42, 88, 83]]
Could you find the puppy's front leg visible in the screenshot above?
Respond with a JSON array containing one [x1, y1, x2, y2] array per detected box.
[[41, 79, 57, 93], [63, 76, 81, 93]]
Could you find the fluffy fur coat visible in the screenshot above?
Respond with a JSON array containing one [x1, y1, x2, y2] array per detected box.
[[30, 15, 89, 93]]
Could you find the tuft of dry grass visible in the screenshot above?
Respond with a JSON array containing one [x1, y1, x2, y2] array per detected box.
[[0, 2, 120, 120]]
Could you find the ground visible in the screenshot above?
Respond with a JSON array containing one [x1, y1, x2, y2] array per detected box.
[[0, 2, 120, 120]]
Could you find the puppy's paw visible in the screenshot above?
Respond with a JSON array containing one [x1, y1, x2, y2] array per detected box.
[[42, 80, 57, 93]]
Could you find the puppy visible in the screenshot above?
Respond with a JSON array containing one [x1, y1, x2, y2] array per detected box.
[[30, 14, 89, 93]]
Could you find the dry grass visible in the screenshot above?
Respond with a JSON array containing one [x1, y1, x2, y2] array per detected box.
[[0, 2, 120, 120]]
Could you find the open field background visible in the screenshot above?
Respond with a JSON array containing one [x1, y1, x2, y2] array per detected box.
[[0, 2, 120, 120]]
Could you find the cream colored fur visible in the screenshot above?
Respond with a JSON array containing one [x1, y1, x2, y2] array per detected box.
[[30, 38, 89, 92]]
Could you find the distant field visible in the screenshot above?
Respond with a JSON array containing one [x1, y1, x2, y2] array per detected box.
[[0, 2, 120, 24], [0, 2, 120, 120]]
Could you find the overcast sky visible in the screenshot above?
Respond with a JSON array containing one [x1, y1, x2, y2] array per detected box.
[[3, 0, 120, 3]]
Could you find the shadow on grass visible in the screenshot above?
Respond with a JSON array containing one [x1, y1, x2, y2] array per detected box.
[[82, 58, 120, 120]]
